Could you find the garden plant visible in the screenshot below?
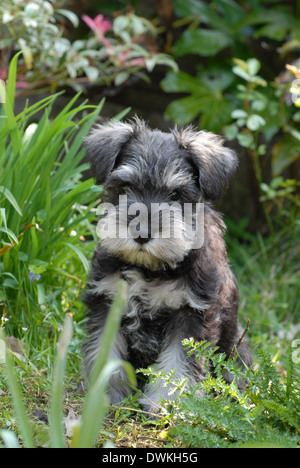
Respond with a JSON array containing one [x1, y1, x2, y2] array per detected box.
[[0, 0, 177, 95]]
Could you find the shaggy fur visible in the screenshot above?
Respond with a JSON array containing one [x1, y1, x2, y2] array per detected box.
[[82, 118, 252, 412]]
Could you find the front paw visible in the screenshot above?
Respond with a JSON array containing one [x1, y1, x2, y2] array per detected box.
[[107, 368, 132, 404]]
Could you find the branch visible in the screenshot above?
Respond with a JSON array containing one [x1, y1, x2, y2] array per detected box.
[[229, 318, 250, 361]]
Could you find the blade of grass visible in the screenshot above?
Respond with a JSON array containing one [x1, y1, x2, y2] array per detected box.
[[3, 53, 23, 156], [61, 242, 90, 275], [0, 226, 19, 245], [76, 360, 136, 448], [76, 280, 129, 448], [5, 51, 22, 105], [0, 329, 35, 448], [77, 360, 124, 448], [48, 314, 73, 448], [0, 186, 22, 216], [15, 93, 61, 125], [89, 280, 128, 388]]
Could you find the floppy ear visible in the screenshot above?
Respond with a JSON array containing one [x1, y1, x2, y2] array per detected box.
[[173, 126, 238, 200], [84, 120, 134, 184]]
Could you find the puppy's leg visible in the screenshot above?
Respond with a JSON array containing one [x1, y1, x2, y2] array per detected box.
[[83, 329, 132, 404], [139, 332, 204, 413]]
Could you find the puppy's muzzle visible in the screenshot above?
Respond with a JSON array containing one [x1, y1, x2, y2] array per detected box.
[[127, 210, 153, 245]]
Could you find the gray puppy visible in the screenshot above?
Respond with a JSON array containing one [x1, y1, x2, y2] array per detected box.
[[82, 118, 252, 412]]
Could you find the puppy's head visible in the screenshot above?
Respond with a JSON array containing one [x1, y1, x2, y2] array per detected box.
[[84, 118, 237, 270]]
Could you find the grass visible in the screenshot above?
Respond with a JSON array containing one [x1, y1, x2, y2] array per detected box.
[[0, 280, 130, 448], [227, 220, 300, 356]]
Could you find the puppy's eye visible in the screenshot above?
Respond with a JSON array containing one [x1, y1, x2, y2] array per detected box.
[[170, 190, 182, 201]]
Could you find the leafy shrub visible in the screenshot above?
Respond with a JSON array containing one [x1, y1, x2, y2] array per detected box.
[[160, 0, 300, 227], [224, 58, 300, 230], [164, 340, 300, 448], [0, 0, 177, 95], [80, 11, 177, 88], [0, 0, 80, 89], [163, 0, 300, 132]]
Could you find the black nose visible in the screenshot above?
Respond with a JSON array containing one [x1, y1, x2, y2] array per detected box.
[[135, 235, 151, 245], [132, 225, 151, 245]]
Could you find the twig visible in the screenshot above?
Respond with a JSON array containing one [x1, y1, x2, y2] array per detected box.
[[229, 318, 250, 360], [110, 405, 165, 420], [137, 436, 170, 443]]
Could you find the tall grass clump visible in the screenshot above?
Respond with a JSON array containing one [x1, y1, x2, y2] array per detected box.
[[0, 280, 133, 448], [0, 53, 107, 347]]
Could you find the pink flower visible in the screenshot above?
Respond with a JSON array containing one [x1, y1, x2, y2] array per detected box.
[[16, 81, 28, 89], [82, 14, 112, 47]]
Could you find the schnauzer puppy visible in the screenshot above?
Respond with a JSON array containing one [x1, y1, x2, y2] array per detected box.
[[82, 118, 252, 412]]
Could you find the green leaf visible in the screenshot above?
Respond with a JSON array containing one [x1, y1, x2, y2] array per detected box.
[[223, 124, 239, 140], [162, 67, 234, 130], [28, 259, 49, 275], [173, 0, 208, 20], [247, 114, 266, 131], [56, 9, 79, 27], [0, 226, 18, 245], [255, 22, 290, 42], [61, 242, 90, 274], [231, 109, 248, 119], [165, 96, 206, 125], [233, 65, 251, 81], [173, 0, 243, 33], [0, 185, 22, 216], [88, 280, 128, 389], [149, 54, 178, 72], [233, 61, 267, 86], [163, 70, 234, 131], [0, 338, 5, 364], [200, 97, 234, 132], [248, 58, 261, 76], [237, 132, 254, 148], [198, 68, 234, 92], [161, 70, 208, 95], [5, 51, 22, 105], [114, 72, 130, 87], [36, 284, 46, 305], [271, 137, 300, 176], [84, 66, 99, 83], [174, 29, 232, 57], [0, 80, 6, 105]]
